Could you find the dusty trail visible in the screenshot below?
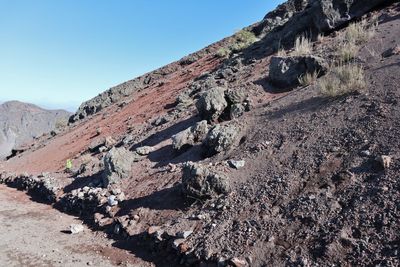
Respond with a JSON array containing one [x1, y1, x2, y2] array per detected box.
[[0, 185, 143, 267]]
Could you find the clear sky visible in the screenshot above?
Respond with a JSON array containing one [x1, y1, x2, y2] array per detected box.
[[0, 0, 284, 112]]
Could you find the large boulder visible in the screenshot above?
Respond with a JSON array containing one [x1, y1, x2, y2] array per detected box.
[[102, 147, 136, 186], [204, 123, 241, 155], [196, 87, 228, 122], [224, 88, 250, 119], [182, 162, 230, 199], [269, 55, 327, 88], [172, 120, 210, 150], [259, 0, 390, 49]]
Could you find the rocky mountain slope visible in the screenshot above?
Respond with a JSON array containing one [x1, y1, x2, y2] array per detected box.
[[1, 0, 399, 266], [0, 101, 70, 159]]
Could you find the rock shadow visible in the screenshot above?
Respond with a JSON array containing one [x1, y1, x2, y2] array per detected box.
[[130, 115, 199, 150], [63, 171, 103, 193], [265, 96, 338, 120], [116, 185, 190, 217], [148, 144, 205, 168]]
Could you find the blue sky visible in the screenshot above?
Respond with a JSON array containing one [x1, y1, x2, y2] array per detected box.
[[0, 0, 284, 112]]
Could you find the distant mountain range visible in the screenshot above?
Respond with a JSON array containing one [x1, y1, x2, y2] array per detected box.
[[0, 101, 71, 159]]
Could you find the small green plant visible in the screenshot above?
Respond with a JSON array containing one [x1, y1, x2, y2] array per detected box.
[[216, 47, 231, 58], [55, 118, 68, 131], [66, 159, 73, 172], [215, 29, 258, 58], [292, 35, 313, 56], [230, 29, 258, 52], [318, 63, 365, 96], [298, 71, 319, 87]]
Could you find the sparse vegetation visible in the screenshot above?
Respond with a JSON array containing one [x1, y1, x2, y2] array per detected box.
[[318, 63, 365, 96], [216, 47, 231, 58], [337, 41, 359, 62], [55, 118, 68, 130], [215, 29, 258, 58], [343, 20, 376, 44], [298, 71, 319, 86], [292, 35, 313, 56], [230, 29, 259, 52], [337, 19, 377, 61]]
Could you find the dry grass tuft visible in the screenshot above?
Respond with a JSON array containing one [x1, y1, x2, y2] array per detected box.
[[344, 20, 376, 45], [336, 19, 377, 61], [298, 71, 319, 87], [337, 42, 359, 62], [215, 30, 258, 58], [318, 63, 365, 96], [292, 35, 313, 56]]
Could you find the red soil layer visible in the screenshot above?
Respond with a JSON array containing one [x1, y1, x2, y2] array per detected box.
[[3, 55, 221, 175]]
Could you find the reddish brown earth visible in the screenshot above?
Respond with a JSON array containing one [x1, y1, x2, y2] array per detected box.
[[3, 55, 222, 175]]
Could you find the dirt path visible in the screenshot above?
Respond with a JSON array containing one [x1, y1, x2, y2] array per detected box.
[[0, 185, 144, 267]]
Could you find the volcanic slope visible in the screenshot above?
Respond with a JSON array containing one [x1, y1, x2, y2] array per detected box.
[[1, 1, 400, 266]]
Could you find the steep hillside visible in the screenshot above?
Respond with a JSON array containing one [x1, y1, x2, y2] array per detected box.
[[0, 1, 399, 266], [0, 101, 70, 159]]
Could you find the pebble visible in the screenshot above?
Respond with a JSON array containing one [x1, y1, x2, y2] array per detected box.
[[360, 150, 371, 157], [177, 230, 193, 239], [70, 224, 84, 234], [108, 195, 118, 206], [228, 160, 246, 169]]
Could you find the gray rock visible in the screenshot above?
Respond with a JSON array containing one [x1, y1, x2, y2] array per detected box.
[[204, 124, 241, 155], [225, 88, 248, 105], [70, 224, 84, 234], [136, 146, 155, 156], [260, 0, 386, 50], [182, 162, 230, 199], [102, 147, 136, 186], [269, 55, 328, 88], [376, 155, 392, 169], [172, 120, 210, 150], [108, 195, 118, 206], [230, 104, 246, 119], [196, 87, 228, 121], [172, 238, 186, 250], [228, 160, 246, 169], [177, 230, 193, 239]]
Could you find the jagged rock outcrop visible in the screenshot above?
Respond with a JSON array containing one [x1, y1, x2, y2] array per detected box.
[[196, 87, 228, 122], [269, 55, 328, 88], [181, 162, 230, 199], [204, 123, 241, 155], [172, 120, 210, 150], [258, 0, 393, 48], [102, 147, 137, 186]]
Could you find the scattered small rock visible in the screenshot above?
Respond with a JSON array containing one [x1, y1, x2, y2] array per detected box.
[[70, 224, 84, 234], [177, 230, 193, 239], [135, 146, 155, 156], [360, 150, 371, 157], [375, 155, 392, 169], [108, 195, 118, 206], [229, 257, 248, 267], [228, 160, 246, 169], [382, 45, 400, 58]]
